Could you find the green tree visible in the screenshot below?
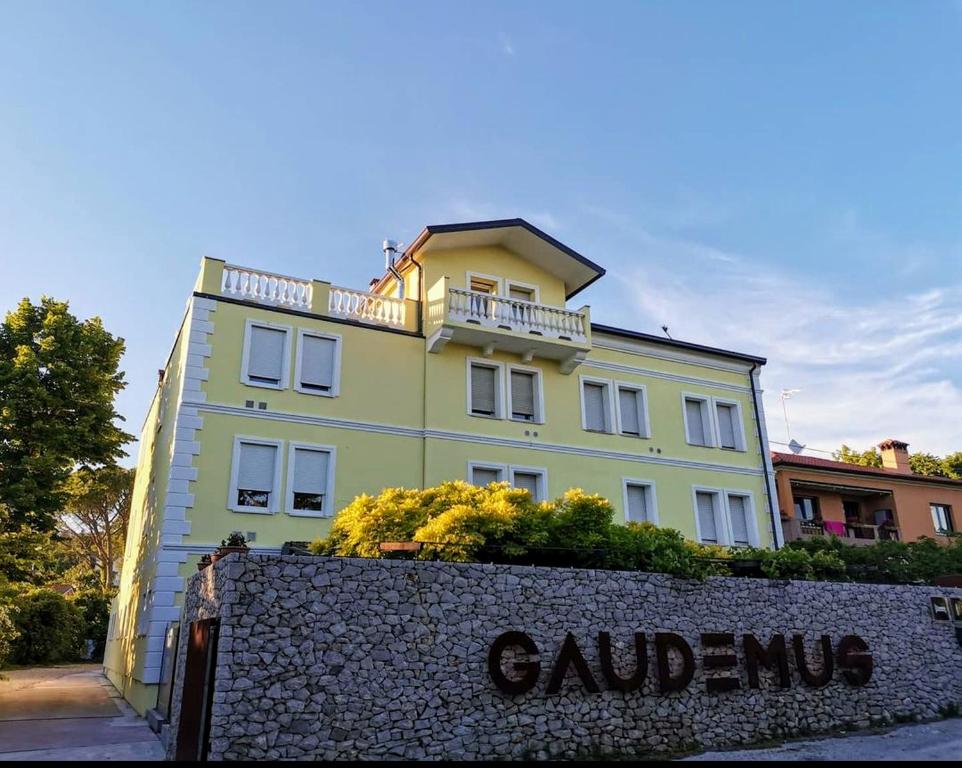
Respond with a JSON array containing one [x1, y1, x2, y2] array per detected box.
[[833, 444, 883, 467], [61, 466, 134, 591], [0, 525, 80, 586], [909, 452, 950, 478], [940, 451, 962, 480], [0, 298, 131, 531]]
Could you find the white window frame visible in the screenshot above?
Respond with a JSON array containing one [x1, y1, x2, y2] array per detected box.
[[712, 396, 747, 452], [622, 478, 659, 525], [506, 364, 545, 424], [293, 328, 342, 397], [691, 486, 728, 545], [467, 461, 508, 486], [682, 392, 715, 447], [724, 489, 760, 547], [285, 441, 337, 518], [466, 358, 505, 419], [579, 375, 616, 434], [504, 279, 541, 303], [240, 319, 292, 390], [228, 436, 284, 514], [465, 271, 503, 295], [931, 503, 954, 535], [508, 465, 548, 502], [614, 382, 651, 439]]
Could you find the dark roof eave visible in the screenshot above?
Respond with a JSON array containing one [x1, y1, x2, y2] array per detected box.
[[590, 323, 767, 366]]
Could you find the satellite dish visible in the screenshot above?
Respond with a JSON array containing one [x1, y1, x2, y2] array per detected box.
[[788, 439, 805, 455]]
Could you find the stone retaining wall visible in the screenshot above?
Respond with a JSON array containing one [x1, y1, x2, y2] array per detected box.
[[168, 555, 962, 760]]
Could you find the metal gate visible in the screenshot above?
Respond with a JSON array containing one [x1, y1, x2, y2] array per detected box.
[[174, 618, 220, 761]]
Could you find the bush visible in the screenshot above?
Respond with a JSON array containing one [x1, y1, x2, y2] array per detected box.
[[761, 548, 815, 580], [10, 589, 85, 665], [0, 604, 18, 668], [70, 589, 112, 660]]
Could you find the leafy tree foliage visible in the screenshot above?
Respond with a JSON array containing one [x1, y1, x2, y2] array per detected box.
[[0, 525, 80, 586], [833, 444, 882, 467], [0, 298, 131, 531], [909, 451, 951, 478], [8, 588, 85, 665], [942, 452, 962, 480]]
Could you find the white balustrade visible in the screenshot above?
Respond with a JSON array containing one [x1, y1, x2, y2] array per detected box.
[[222, 265, 312, 310], [448, 288, 587, 342], [328, 286, 407, 329]]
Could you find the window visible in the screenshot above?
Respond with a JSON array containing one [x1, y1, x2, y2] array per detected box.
[[683, 395, 713, 447], [468, 360, 503, 418], [287, 443, 335, 517], [623, 480, 657, 524], [508, 366, 543, 423], [469, 463, 506, 486], [616, 385, 650, 438], [727, 493, 752, 547], [581, 377, 613, 433], [508, 285, 535, 301], [694, 488, 757, 546], [931, 504, 954, 535], [295, 330, 341, 396], [466, 273, 502, 319], [695, 490, 721, 543], [241, 321, 291, 389], [793, 496, 820, 522], [229, 437, 282, 513], [509, 467, 547, 501], [715, 402, 738, 449]]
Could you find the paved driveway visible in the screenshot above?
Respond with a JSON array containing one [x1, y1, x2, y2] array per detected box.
[[0, 664, 164, 761]]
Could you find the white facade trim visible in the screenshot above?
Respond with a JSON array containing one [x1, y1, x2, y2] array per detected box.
[[583, 357, 752, 394], [591, 337, 755, 375], [622, 478, 659, 525]]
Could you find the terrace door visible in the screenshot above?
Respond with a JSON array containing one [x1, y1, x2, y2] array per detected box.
[[174, 618, 220, 762]]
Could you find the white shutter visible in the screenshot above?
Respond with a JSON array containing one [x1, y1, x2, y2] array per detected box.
[[716, 403, 737, 449], [696, 492, 718, 543], [510, 371, 536, 421], [728, 495, 750, 545], [248, 326, 286, 383], [293, 448, 329, 495], [237, 443, 276, 492], [300, 335, 336, 391], [583, 382, 607, 431], [626, 484, 649, 522], [619, 388, 640, 435], [471, 466, 500, 486], [513, 471, 540, 498], [470, 365, 497, 416], [686, 399, 707, 445]]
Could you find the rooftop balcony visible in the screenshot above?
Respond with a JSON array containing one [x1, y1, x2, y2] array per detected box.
[[781, 518, 901, 547], [426, 278, 591, 373], [196, 258, 419, 333]]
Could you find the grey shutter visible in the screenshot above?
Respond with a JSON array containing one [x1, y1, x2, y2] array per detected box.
[[513, 471, 540, 498], [293, 448, 329, 496], [510, 370, 536, 420], [626, 484, 649, 522], [509, 286, 532, 301], [728, 495, 750, 545], [717, 403, 737, 448], [300, 335, 336, 390], [472, 466, 500, 486], [619, 388, 640, 435], [583, 382, 607, 431], [237, 443, 276, 492], [248, 326, 286, 383], [696, 492, 718, 543], [470, 365, 497, 415], [686, 399, 707, 445]]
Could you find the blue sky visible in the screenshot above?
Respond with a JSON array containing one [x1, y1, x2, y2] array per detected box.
[[2, 1, 962, 462]]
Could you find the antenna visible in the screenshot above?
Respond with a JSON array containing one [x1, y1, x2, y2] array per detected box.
[[780, 388, 801, 442], [661, 325, 672, 340]]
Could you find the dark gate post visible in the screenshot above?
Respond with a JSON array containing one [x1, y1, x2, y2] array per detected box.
[[174, 618, 220, 761]]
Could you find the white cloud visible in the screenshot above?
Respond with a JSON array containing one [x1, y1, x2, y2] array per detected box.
[[499, 33, 515, 57]]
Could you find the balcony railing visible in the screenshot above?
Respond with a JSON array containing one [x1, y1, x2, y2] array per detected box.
[[222, 265, 312, 310], [448, 288, 588, 342], [328, 286, 407, 330], [782, 518, 900, 546]]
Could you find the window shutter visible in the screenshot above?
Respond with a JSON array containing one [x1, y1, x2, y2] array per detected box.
[[510, 371, 536, 420], [300, 335, 336, 390], [248, 326, 286, 383], [626, 484, 649, 523], [513, 471, 540, 498], [472, 467, 500, 486], [509, 286, 533, 301], [728, 495, 750, 545], [583, 383, 607, 431], [686, 399, 707, 445], [237, 443, 277, 492], [619, 388, 640, 435], [293, 448, 329, 495], [717, 403, 737, 449], [470, 365, 497, 415], [696, 492, 718, 543]]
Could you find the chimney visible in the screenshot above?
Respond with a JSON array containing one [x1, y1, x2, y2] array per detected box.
[[879, 439, 911, 473]]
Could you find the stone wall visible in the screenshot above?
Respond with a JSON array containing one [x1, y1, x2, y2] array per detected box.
[[168, 555, 962, 760]]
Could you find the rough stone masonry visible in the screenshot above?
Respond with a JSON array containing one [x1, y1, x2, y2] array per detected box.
[[168, 555, 962, 760]]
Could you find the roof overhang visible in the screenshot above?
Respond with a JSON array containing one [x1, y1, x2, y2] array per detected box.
[[402, 219, 605, 300], [790, 479, 893, 498]]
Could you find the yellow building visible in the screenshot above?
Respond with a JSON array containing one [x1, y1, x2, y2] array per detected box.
[[105, 218, 780, 714]]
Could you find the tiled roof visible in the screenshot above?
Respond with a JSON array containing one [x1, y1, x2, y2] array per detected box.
[[771, 451, 962, 486]]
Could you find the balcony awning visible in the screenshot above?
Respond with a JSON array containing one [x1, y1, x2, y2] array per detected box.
[[789, 479, 892, 498]]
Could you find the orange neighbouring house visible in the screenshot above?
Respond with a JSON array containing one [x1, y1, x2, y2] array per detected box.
[[773, 439, 960, 546]]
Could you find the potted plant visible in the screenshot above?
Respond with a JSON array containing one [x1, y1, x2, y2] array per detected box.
[[197, 553, 212, 571], [210, 532, 249, 565]]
